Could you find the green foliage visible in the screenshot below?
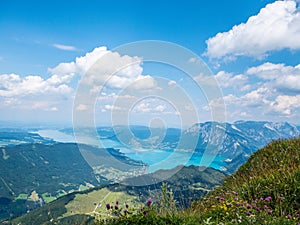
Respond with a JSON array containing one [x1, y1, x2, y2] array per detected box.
[[189, 137, 300, 224], [9, 138, 300, 224], [96, 138, 300, 224], [157, 183, 177, 216], [11, 193, 76, 225]]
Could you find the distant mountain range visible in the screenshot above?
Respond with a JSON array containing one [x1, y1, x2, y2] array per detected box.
[[90, 121, 300, 173], [184, 121, 299, 173]]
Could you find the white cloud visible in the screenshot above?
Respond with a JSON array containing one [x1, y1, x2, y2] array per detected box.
[[271, 94, 300, 115], [76, 104, 88, 111], [168, 80, 177, 87], [194, 71, 248, 91], [247, 62, 300, 93], [206, 0, 300, 59], [129, 75, 156, 90], [104, 104, 122, 111], [52, 44, 78, 51], [49, 46, 108, 76], [0, 73, 73, 111], [205, 61, 300, 121], [0, 73, 72, 97], [0, 46, 157, 116], [247, 62, 299, 80], [49, 46, 155, 90], [133, 102, 166, 113], [215, 71, 248, 88]]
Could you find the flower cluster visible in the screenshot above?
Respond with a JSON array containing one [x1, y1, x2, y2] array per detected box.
[[207, 192, 300, 224], [104, 198, 153, 219]]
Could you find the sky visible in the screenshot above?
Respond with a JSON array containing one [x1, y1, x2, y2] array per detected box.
[[1, 0, 300, 127]]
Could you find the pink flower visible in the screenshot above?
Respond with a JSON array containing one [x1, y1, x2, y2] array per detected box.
[[147, 198, 153, 207], [265, 196, 272, 201]]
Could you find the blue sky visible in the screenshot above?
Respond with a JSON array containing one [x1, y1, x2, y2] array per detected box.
[[1, 0, 300, 126]]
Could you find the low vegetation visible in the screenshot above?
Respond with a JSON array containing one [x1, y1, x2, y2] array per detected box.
[[6, 138, 300, 224], [97, 138, 300, 224]]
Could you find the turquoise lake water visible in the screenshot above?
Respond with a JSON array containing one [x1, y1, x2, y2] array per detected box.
[[37, 130, 225, 172]]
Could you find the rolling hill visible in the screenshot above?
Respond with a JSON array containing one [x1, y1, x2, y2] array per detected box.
[[8, 165, 226, 225], [0, 142, 145, 221]]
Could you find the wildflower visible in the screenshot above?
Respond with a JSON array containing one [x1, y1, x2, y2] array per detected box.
[[143, 211, 149, 218], [247, 205, 252, 209], [263, 205, 268, 210], [116, 201, 119, 205], [282, 211, 285, 216], [232, 191, 238, 195], [296, 213, 300, 217], [234, 197, 238, 201], [260, 197, 264, 201], [265, 196, 272, 201], [123, 209, 128, 215], [106, 204, 110, 210], [287, 214, 292, 219], [227, 203, 232, 207], [147, 198, 152, 207], [246, 211, 251, 216], [267, 209, 272, 214], [220, 197, 225, 201], [114, 205, 119, 210], [255, 207, 261, 213], [278, 196, 283, 201], [125, 204, 129, 208]]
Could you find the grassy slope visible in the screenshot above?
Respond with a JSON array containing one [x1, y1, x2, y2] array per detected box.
[[100, 138, 300, 224], [184, 137, 300, 224], [9, 138, 300, 224], [8, 166, 225, 225]]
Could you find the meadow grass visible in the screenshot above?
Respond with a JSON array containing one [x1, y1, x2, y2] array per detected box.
[[98, 138, 300, 224]]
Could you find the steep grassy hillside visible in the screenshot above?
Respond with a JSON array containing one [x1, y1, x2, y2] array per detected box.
[[99, 138, 300, 224], [188, 137, 300, 224]]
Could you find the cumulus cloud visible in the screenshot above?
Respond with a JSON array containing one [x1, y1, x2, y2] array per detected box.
[[0, 73, 72, 97], [195, 71, 248, 91], [206, 62, 300, 121], [49, 46, 155, 90], [271, 94, 300, 115], [247, 62, 300, 93], [133, 102, 166, 113], [49, 46, 108, 76], [206, 0, 300, 59], [215, 71, 248, 88], [0, 73, 73, 111], [168, 80, 177, 87]]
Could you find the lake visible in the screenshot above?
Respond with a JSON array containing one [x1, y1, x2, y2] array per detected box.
[[37, 129, 226, 172]]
